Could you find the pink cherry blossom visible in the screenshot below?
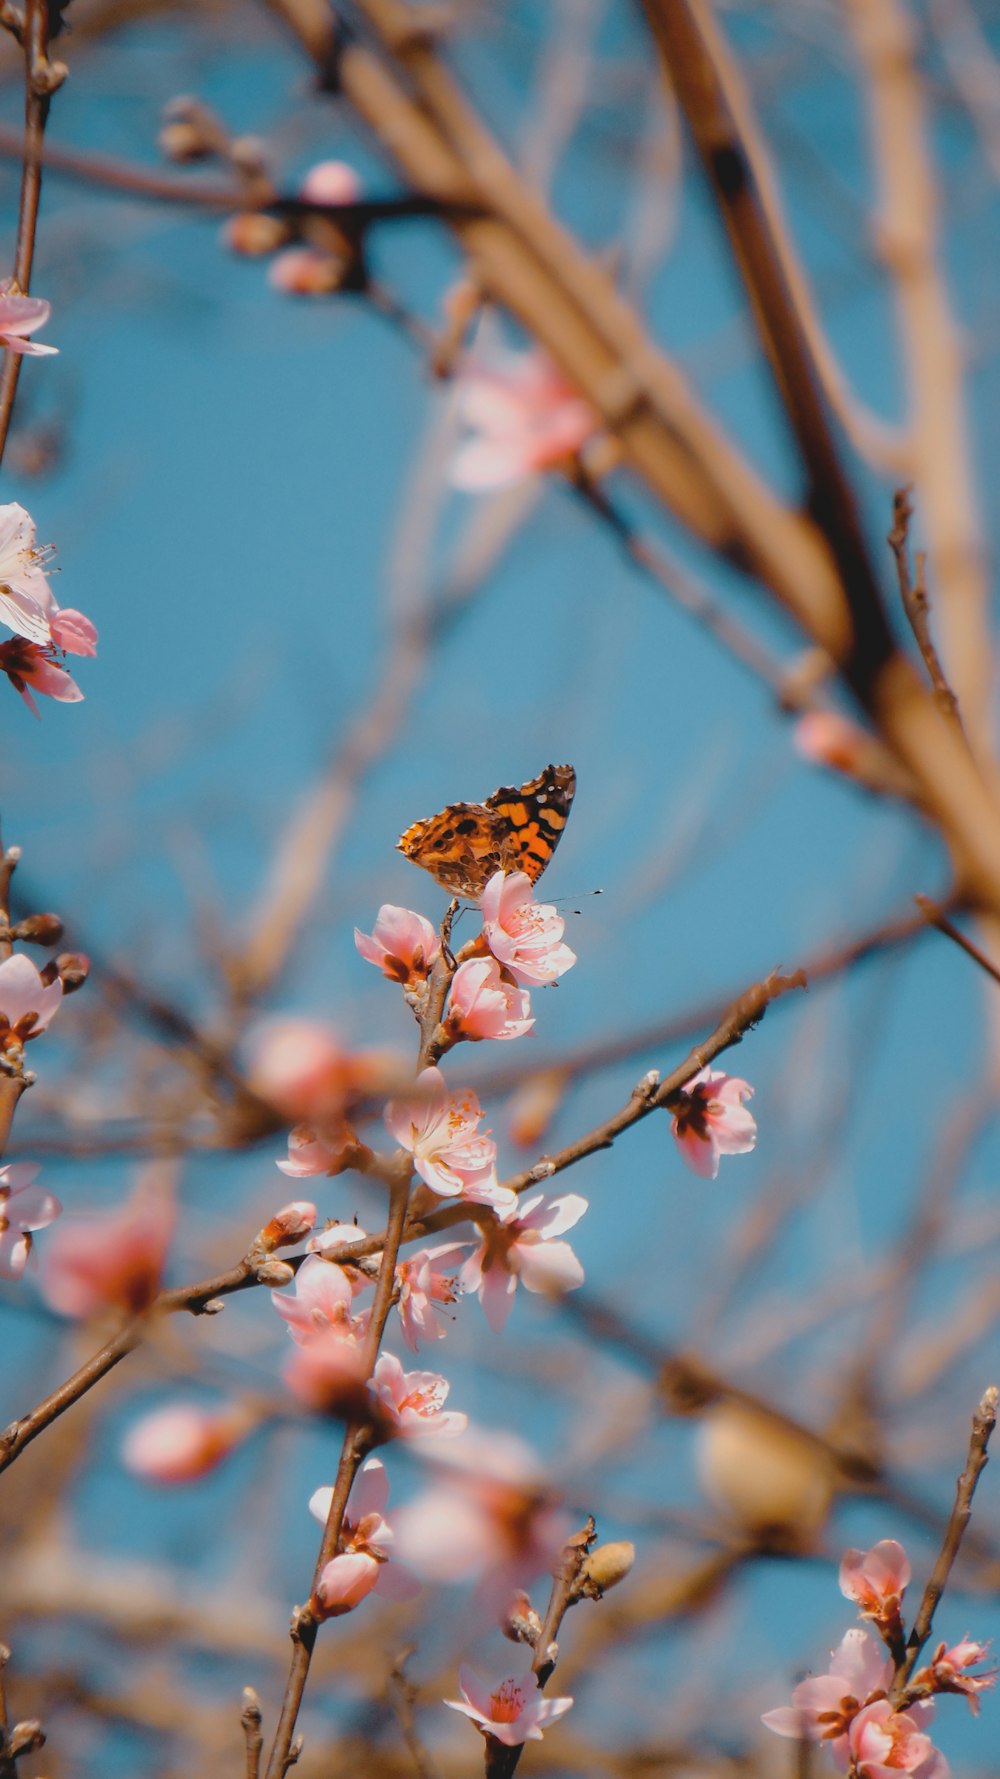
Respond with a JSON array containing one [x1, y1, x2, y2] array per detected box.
[[299, 160, 362, 206], [445, 1666, 573, 1747], [307, 1220, 373, 1294], [450, 346, 596, 491], [0, 1161, 60, 1278], [284, 1324, 370, 1415], [0, 953, 62, 1053], [271, 1253, 360, 1345], [461, 1192, 586, 1332], [0, 502, 59, 644], [762, 1627, 893, 1753], [444, 956, 534, 1041], [308, 1456, 418, 1617], [396, 1242, 469, 1351], [369, 1351, 467, 1438], [912, 1637, 996, 1714], [355, 905, 440, 986], [0, 637, 83, 716], [480, 872, 576, 988], [121, 1400, 254, 1483], [848, 1699, 949, 1779], [277, 1121, 366, 1178], [669, 1067, 756, 1179], [391, 1428, 568, 1590], [0, 289, 57, 357], [41, 1181, 174, 1318], [249, 1018, 356, 1121], [384, 1066, 515, 1210], [840, 1539, 911, 1636]]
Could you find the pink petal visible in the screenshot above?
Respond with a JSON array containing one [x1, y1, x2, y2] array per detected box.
[[480, 1264, 518, 1332], [516, 1239, 584, 1296], [450, 438, 534, 491], [673, 1126, 720, 1179]]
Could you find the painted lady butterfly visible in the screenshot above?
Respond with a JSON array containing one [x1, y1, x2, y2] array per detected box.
[[397, 764, 576, 900]]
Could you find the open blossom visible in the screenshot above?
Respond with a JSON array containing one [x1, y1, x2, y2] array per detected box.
[[369, 1351, 467, 1438], [277, 1121, 368, 1178], [122, 1400, 254, 1483], [392, 1428, 567, 1590], [762, 1627, 893, 1753], [355, 905, 440, 986], [0, 637, 84, 716], [848, 1700, 949, 1779], [450, 346, 596, 491], [0, 1161, 60, 1278], [669, 1067, 756, 1179], [840, 1539, 911, 1637], [0, 952, 62, 1056], [0, 503, 65, 645], [444, 957, 533, 1041], [308, 1456, 418, 1617], [461, 1192, 586, 1332], [912, 1638, 995, 1715], [396, 1242, 469, 1351], [385, 1066, 515, 1210], [481, 872, 576, 988], [445, 1666, 573, 1747], [271, 1252, 362, 1345], [0, 289, 57, 357], [41, 1180, 174, 1318]]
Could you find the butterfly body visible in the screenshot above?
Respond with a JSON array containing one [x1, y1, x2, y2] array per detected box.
[[397, 763, 576, 900]]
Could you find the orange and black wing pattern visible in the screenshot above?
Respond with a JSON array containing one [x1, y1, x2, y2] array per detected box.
[[397, 763, 576, 899]]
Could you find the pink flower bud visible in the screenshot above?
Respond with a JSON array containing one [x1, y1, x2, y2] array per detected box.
[[258, 1200, 317, 1251], [299, 160, 362, 205], [268, 247, 344, 296], [122, 1401, 254, 1483], [222, 212, 291, 257]]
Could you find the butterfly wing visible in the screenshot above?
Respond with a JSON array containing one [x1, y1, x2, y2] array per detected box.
[[488, 762, 576, 885]]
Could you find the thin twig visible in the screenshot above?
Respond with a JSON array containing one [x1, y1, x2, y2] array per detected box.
[[241, 1688, 264, 1779], [893, 1385, 998, 1692], [914, 894, 1000, 988], [0, 0, 64, 469], [888, 488, 964, 730]]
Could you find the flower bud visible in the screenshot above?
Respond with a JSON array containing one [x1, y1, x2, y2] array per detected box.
[[299, 160, 362, 206], [257, 1200, 317, 1251], [580, 1540, 634, 1595], [158, 119, 215, 163], [501, 1588, 542, 1644], [13, 912, 63, 946], [268, 247, 345, 297], [55, 951, 89, 994], [222, 212, 291, 257], [254, 1257, 295, 1288]]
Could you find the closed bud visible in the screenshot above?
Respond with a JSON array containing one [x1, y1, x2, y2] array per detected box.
[[222, 212, 290, 257], [500, 1588, 542, 1644], [229, 134, 269, 178], [254, 1258, 294, 1287], [158, 120, 215, 163], [258, 1200, 317, 1252], [8, 1721, 45, 1758], [56, 952, 89, 994], [580, 1540, 634, 1595], [14, 912, 63, 946]]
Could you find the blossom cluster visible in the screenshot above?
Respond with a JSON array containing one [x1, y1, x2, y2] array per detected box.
[[763, 1538, 994, 1776]]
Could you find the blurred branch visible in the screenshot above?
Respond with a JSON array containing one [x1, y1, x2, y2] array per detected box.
[[894, 1385, 998, 1691], [0, 0, 66, 468]]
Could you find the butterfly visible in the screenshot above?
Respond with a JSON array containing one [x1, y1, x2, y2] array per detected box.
[[397, 763, 576, 900]]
